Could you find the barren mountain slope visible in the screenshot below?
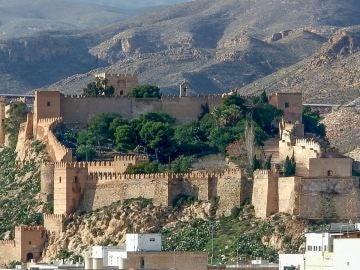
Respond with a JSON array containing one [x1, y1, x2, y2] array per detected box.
[[51, 0, 360, 95], [236, 26, 360, 103], [322, 107, 360, 153]]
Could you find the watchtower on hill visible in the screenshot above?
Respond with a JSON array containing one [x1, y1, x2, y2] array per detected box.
[[95, 73, 139, 96]]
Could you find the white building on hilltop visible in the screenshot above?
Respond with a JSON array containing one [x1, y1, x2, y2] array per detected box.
[[279, 223, 360, 270]]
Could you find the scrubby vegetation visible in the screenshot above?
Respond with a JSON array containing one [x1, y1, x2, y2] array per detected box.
[[44, 198, 309, 264], [161, 204, 306, 264], [55, 92, 282, 173], [4, 101, 28, 148], [0, 148, 43, 239]]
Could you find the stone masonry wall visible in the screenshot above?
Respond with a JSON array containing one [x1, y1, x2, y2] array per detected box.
[[80, 173, 169, 211], [215, 169, 249, 215], [0, 240, 17, 266], [36, 118, 72, 162], [278, 177, 301, 215], [58, 94, 222, 126], [43, 214, 64, 234], [51, 164, 245, 216], [252, 170, 278, 218], [297, 177, 360, 219]]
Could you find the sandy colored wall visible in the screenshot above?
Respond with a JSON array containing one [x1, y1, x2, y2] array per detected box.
[[216, 170, 249, 215], [298, 177, 360, 219], [44, 214, 64, 234], [0, 240, 17, 266], [269, 92, 302, 123], [36, 118, 72, 162], [80, 174, 169, 211], [308, 158, 353, 177], [53, 163, 88, 215], [252, 170, 278, 218], [278, 177, 301, 215], [15, 226, 46, 262], [34, 91, 61, 135], [125, 252, 208, 270], [279, 139, 321, 177], [59, 94, 222, 126]]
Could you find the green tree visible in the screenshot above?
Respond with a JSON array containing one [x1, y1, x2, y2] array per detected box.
[[4, 101, 28, 148], [128, 84, 161, 98], [87, 113, 118, 145], [222, 94, 246, 110], [264, 155, 272, 170], [82, 77, 114, 97], [125, 162, 162, 174], [174, 123, 209, 155], [57, 248, 74, 262], [169, 156, 194, 173], [115, 125, 138, 152], [252, 155, 261, 172], [252, 104, 282, 135], [302, 106, 326, 137], [283, 154, 296, 176], [259, 90, 269, 104], [139, 121, 175, 161], [75, 144, 96, 161]]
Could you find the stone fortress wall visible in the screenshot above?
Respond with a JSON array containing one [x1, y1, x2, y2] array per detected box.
[[252, 92, 358, 219], [0, 73, 359, 264], [45, 160, 248, 218], [0, 226, 46, 266]]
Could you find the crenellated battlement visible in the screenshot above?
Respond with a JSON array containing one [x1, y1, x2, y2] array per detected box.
[[15, 226, 44, 232], [54, 162, 88, 169], [38, 117, 62, 124], [253, 169, 271, 177], [88, 160, 114, 167], [89, 171, 169, 181], [88, 168, 243, 182], [114, 154, 149, 162], [295, 139, 321, 153], [0, 240, 15, 246], [44, 214, 64, 220]]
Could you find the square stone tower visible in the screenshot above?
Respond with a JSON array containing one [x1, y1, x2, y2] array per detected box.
[[95, 73, 139, 96]]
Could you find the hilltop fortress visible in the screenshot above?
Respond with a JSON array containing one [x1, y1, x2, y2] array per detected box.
[[0, 74, 358, 264]]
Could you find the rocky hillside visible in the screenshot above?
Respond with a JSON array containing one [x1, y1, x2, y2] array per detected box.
[[236, 26, 360, 104], [0, 141, 48, 240], [51, 0, 360, 96], [43, 199, 309, 264], [322, 107, 360, 153]]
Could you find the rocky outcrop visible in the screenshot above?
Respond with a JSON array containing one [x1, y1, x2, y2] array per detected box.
[[266, 30, 293, 42], [311, 27, 360, 67], [42, 200, 213, 260], [322, 107, 360, 153]]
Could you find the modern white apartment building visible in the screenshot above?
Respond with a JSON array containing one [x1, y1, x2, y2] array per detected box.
[[279, 223, 360, 270]]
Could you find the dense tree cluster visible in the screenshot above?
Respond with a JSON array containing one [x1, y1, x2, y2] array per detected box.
[[56, 92, 283, 173], [127, 84, 161, 98], [302, 106, 326, 137], [82, 77, 114, 97], [283, 154, 296, 176]]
